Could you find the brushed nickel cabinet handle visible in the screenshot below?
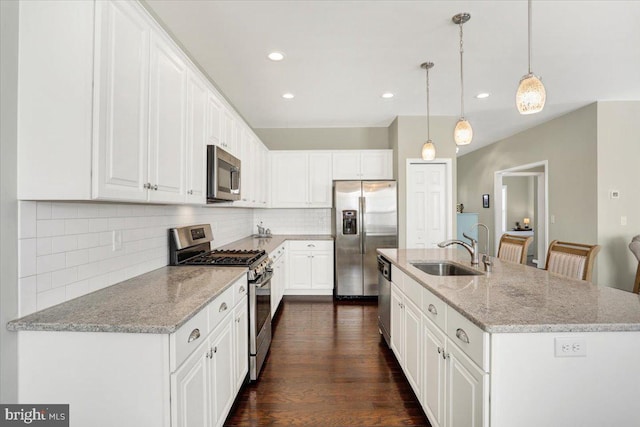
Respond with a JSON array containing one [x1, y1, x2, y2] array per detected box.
[[219, 302, 228, 312], [428, 304, 438, 315], [456, 328, 470, 344], [188, 328, 200, 343]]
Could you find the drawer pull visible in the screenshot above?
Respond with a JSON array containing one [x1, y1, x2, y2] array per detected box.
[[307, 244, 315, 248], [219, 302, 228, 312], [437, 346, 442, 354], [456, 328, 470, 344], [428, 304, 438, 315], [239, 286, 245, 293], [187, 328, 200, 343]]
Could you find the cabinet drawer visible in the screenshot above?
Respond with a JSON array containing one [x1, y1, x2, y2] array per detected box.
[[446, 307, 489, 371], [171, 306, 209, 371], [232, 276, 248, 306], [288, 240, 332, 251], [208, 284, 235, 331], [422, 287, 447, 331], [403, 275, 422, 308], [390, 265, 404, 292]]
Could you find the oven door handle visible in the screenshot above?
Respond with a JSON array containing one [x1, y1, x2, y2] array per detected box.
[[253, 270, 273, 286]]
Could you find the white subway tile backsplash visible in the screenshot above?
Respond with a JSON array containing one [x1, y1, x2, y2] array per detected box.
[[65, 280, 89, 300], [37, 287, 66, 311], [51, 267, 78, 289], [37, 237, 52, 256], [19, 201, 37, 239], [19, 276, 37, 316], [66, 249, 89, 268], [19, 238, 37, 278], [36, 202, 52, 220], [88, 218, 109, 232], [65, 218, 89, 235], [36, 273, 52, 293], [51, 203, 78, 219], [37, 219, 65, 238], [77, 233, 101, 249], [36, 253, 66, 275], [51, 235, 78, 253]]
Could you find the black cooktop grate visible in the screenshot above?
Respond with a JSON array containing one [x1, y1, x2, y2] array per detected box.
[[183, 249, 266, 266]]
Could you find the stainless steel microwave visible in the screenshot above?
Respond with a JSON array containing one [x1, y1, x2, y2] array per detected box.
[[207, 145, 241, 203]]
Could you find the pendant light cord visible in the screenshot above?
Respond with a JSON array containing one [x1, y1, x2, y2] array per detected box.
[[426, 65, 431, 141], [459, 22, 465, 118], [528, 0, 532, 74]]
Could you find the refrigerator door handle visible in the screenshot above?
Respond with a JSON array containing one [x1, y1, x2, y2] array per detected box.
[[360, 196, 366, 254]]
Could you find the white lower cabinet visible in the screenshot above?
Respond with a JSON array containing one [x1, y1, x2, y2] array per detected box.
[[270, 243, 287, 317], [171, 342, 209, 427], [233, 297, 249, 391], [390, 269, 489, 427], [286, 241, 334, 295]]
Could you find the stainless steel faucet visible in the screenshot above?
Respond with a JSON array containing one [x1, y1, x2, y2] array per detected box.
[[438, 232, 479, 265], [471, 223, 492, 272]]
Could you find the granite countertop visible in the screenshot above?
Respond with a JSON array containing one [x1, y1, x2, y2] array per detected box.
[[7, 267, 247, 334], [379, 248, 640, 334], [8, 234, 333, 334], [219, 234, 333, 253]]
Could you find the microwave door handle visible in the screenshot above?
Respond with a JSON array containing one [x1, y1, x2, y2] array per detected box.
[[230, 167, 240, 194]]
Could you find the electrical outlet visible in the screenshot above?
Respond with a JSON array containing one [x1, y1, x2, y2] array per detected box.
[[550, 214, 556, 224], [555, 337, 586, 357], [621, 216, 627, 226]]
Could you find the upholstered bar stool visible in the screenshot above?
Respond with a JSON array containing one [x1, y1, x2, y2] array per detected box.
[[544, 240, 601, 282], [629, 235, 640, 294], [497, 234, 534, 264]]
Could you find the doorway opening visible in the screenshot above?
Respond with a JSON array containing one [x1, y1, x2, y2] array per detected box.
[[494, 161, 548, 268]]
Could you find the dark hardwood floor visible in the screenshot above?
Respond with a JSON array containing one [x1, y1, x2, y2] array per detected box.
[[225, 296, 431, 426]]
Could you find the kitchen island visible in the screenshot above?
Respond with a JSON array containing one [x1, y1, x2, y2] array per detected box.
[[379, 247, 640, 427]]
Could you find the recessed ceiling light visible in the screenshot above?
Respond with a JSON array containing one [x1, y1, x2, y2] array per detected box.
[[381, 92, 394, 99], [476, 93, 490, 99], [282, 93, 294, 99], [268, 52, 285, 61]]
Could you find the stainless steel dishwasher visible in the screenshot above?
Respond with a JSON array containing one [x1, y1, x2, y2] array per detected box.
[[377, 255, 392, 347]]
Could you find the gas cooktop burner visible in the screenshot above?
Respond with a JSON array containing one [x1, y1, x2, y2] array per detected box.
[[186, 249, 266, 266]]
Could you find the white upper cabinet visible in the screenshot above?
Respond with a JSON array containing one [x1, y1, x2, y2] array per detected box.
[[92, 0, 151, 202], [18, 1, 95, 200], [206, 92, 223, 147], [147, 33, 187, 203], [270, 151, 332, 208], [332, 150, 393, 180], [185, 69, 208, 204]]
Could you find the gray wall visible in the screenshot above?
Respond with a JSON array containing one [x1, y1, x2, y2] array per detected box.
[[1, 0, 19, 402], [392, 116, 458, 248], [596, 101, 640, 290], [457, 104, 598, 267], [254, 127, 389, 150]]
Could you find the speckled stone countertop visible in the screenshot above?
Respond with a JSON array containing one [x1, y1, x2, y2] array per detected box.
[[379, 248, 640, 334], [7, 267, 247, 334], [219, 234, 333, 254]]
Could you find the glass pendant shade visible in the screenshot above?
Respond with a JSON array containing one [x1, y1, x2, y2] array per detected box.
[[454, 118, 473, 146], [516, 73, 546, 114], [422, 140, 436, 161]]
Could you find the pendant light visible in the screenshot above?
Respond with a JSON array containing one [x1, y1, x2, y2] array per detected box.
[[452, 13, 473, 146], [516, 0, 546, 114], [420, 62, 436, 161]]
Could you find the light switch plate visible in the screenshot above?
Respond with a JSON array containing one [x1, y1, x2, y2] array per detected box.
[[610, 190, 620, 199]]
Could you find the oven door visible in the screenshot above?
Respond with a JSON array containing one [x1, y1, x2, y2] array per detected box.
[[249, 270, 272, 355]]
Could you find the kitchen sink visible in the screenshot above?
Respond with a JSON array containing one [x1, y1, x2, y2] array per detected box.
[[410, 261, 482, 276]]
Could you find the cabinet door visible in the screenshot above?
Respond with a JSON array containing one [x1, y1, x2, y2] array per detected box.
[[259, 143, 270, 206], [233, 297, 249, 391], [93, 0, 150, 201], [271, 258, 283, 316], [446, 343, 487, 427], [171, 343, 210, 427], [206, 92, 223, 146], [148, 33, 187, 203], [220, 110, 235, 154], [288, 251, 312, 289], [361, 150, 392, 179], [210, 316, 235, 427], [423, 316, 446, 427], [332, 151, 361, 180], [271, 152, 308, 207], [403, 298, 422, 397], [185, 70, 207, 204], [308, 152, 333, 207], [310, 251, 334, 289], [390, 285, 404, 361]]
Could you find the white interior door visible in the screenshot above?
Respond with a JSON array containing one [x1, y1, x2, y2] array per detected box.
[[407, 163, 448, 248]]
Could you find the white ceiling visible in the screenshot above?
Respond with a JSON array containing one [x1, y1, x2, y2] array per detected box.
[[144, 0, 640, 155]]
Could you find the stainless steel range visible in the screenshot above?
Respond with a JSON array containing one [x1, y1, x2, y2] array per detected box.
[[169, 224, 272, 381]]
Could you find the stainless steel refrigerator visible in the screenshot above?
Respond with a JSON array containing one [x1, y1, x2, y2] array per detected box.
[[334, 180, 398, 297]]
